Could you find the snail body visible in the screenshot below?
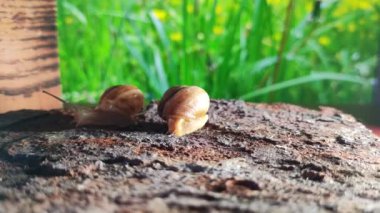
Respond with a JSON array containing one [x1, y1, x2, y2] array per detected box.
[[158, 86, 210, 137], [76, 85, 144, 126], [44, 85, 144, 127]]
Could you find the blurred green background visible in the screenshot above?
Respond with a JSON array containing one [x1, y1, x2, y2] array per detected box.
[[57, 0, 380, 105]]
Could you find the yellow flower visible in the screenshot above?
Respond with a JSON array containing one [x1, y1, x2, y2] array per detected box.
[[169, 0, 181, 6], [333, 6, 347, 17], [273, 32, 281, 42], [306, 2, 313, 12], [213, 26, 224, 35], [333, 0, 374, 17], [267, 0, 282, 5], [215, 5, 223, 15], [318, 36, 331, 46], [65, 16, 74, 25], [348, 23, 356, 32], [350, 1, 372, 10], [152, 9, 167, 21], [170, 32, 183, 42], [187, 4, 194, 13]]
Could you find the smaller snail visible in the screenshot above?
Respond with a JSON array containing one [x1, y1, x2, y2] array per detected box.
[[43, 85, 144, 127], [158, 86, 210, 137]]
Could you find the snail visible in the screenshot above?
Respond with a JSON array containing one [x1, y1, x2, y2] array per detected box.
[[158, 86, 210, 137], [43, 85, 144, 127]]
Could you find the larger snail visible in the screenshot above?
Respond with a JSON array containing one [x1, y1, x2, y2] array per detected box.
[[158, 86, 210, 137], [44, 85, 144, 127]]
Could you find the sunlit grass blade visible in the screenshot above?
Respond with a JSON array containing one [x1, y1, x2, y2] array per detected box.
[[92, 11, 148, 22], [250, 56, 278, 75], [307, 40, 329, 69], [181, 0, 189, 84], [153, 49, 169, 94], [212, 0, 247, 98], [149, 12, 177, 86], [149, 12, 170, 49], [123, 36, 161, 97], [63, 1, 87, 25], [240, 72, 373, 100]]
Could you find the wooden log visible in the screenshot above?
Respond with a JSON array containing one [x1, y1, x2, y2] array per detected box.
[[0, 100, 379, 212], [0, 0, 61, 113]]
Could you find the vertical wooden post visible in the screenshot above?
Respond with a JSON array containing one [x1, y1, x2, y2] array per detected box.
[[0, 0, 61, 113]]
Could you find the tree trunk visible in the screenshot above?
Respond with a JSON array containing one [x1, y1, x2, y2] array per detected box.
[[0, 0, 61, 113], [0, 100, 379, 212]]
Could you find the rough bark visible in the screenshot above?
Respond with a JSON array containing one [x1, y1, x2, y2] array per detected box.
[[0, 0, 61, 113], [0, 100, 379, 212]]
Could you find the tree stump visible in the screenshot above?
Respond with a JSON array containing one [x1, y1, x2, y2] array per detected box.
[[0, 100, 379, 212]]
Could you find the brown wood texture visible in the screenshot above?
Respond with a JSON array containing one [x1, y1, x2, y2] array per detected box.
[[0, 101, 379, 212], [0, 0, 61, 113]]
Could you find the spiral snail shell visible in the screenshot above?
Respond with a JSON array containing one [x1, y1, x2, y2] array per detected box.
[[158, 86, 210, 137], [43, 85, 144, 127], [97, 85, 144, 119]]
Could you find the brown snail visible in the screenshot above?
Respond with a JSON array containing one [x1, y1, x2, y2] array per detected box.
[[43, 85, 144, 127], [158, 86, 210, 137]]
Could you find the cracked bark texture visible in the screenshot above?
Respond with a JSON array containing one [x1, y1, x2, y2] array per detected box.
[[0, 100, 379, 213]]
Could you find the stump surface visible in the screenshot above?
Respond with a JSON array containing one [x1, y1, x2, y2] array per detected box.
[[0, 100, 379, 212]]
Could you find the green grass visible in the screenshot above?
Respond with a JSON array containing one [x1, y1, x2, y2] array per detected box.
[[57, 0, 380, 105]]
